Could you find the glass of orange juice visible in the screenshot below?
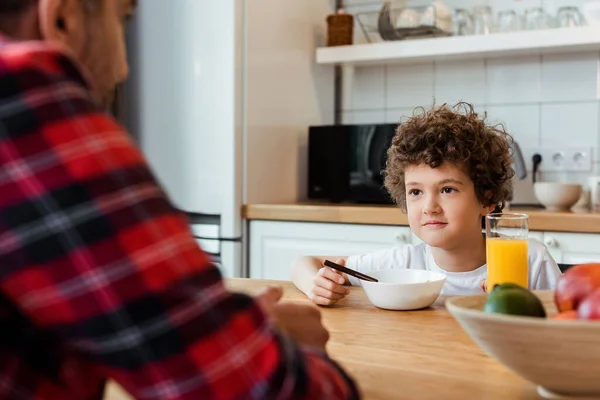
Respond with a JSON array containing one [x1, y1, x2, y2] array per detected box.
[[485, 213, 529, 291]]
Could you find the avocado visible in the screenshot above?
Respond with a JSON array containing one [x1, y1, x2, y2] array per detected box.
[[484, 283, 547, 318], [489, 282, 525, 293]]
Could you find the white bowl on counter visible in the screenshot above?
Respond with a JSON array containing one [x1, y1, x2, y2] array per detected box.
[[533, 182, 582, 212], [361, 269, 446, 310]]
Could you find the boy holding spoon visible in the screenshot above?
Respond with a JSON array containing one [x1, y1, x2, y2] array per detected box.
[[291, 103, 561, 305]]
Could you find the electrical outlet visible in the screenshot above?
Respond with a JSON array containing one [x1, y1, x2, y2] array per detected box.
[[521, 147, 592, 172], [520, 147, 540, 172]]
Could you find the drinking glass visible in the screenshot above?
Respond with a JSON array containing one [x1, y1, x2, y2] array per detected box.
[[496, 10, 520, 32], [452, 9, 474, 36], [556, 6, 585, 27], [486, 213, 529, 291], [472, 6, 493, 35], [524, 7, 554, 30]]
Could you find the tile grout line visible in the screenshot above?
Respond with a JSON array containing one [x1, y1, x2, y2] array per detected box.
[[346, 98, 600, 114], [538, 53, 543, 148], [597, 49, 600, 166], [432, 59, 437, 107], [383, 62, 387, 120]]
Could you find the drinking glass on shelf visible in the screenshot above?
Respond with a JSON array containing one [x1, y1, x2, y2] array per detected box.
[[496, 10, 520, 32], [452, 8, 474, 36], [524, 7, 555, 30], [486, 213, 529, 291], [472, 6, 493, 35], [556, 6, 586, 27]]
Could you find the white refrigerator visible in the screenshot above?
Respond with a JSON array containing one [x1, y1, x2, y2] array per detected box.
[[123, 0, 245, 278]]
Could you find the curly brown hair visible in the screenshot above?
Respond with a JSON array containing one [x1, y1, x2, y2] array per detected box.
[[384, 102, 514, 213]]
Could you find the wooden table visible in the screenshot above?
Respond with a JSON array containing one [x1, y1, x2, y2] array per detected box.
[[107, 278, 543, 400]]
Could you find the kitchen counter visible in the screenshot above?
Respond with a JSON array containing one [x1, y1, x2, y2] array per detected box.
[[243, 203, 600, 233]]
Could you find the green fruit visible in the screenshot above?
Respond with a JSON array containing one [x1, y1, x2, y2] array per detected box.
[[484, 284, 547, 318], [489, 282, 525, 293]]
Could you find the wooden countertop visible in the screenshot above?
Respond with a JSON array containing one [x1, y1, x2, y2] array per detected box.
[[243, 202, 600, 233], [105, 278, 544, 400]]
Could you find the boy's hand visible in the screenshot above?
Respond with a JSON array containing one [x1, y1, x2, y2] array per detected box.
[[310, 258, 350, 306]]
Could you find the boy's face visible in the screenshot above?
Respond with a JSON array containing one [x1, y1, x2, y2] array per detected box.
[[405, 162, 495, 250]]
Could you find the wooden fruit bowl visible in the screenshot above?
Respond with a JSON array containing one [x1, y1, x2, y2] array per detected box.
[[446, 291, 600, 399]]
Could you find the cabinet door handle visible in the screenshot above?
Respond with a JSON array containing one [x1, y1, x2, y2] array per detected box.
[[544, 237, 559, 249]]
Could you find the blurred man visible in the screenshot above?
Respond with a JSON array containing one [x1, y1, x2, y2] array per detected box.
[[0, 1, 359, 398]]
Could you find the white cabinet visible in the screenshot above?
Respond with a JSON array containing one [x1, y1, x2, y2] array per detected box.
[[249, 221, 412, 280], [542, 232, 600, 265], [248, 220, 600, 280]]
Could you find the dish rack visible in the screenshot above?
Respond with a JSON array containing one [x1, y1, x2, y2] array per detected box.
[[356, 2, 452, 42]]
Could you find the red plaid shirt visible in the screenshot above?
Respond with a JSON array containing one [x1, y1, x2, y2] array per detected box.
[[0, 37, 359, 400]]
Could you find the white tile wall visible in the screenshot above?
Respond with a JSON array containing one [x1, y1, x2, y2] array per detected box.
[[339, 0, 600, 203], [541, 171, 592, 186], [541, 52, 599, 102], [486, 104, 541, 148], [340, 52, 600, 172], [342, 109, 386, 124], [434, 59, 486, 105], [386, 63, 435, 108], [540, 102, 599, 151], [486, 56, 541, 105], [349, 66, 386, 110], [385, 107, 417, 123]]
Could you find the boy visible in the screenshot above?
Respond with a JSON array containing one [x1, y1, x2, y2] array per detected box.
[[291, 103, 561, 305]]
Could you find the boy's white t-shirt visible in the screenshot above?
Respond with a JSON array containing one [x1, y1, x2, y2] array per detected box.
[[345, 239, 562, 295]]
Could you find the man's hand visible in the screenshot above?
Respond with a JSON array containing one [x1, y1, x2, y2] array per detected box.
[[255, 285, 330, 351]]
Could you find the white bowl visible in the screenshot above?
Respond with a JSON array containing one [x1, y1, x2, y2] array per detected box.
[[534, 182, 582, 212], [447, 292, 600, 398], [361, 269, 446, 310]]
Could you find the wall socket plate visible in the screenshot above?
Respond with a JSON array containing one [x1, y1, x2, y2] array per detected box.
[[520, 147, 592, 172]]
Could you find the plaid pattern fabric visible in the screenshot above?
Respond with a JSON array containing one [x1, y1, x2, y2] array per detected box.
[[0, 37, 359, 400]]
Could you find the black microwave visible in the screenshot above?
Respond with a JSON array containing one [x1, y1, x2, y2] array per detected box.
[[308, 123, 397, 204]]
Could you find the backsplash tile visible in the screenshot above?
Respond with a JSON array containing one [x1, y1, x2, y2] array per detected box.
[[340, 35, 600, 186], [540, 171, 592, 187], [598, 102, 600, 157], [348, 66, 385, 110], [540, 102, 599, 152], [386, 62, 435, 108], [385, 108, 417, 124], [342, 110, 386, 124], [486, 56, 541, 105], [486, 104, 541, 148], [434, 59, 486, 106], [541, 52, 599, 102]]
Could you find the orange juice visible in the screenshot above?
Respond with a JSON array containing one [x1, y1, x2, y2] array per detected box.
[[486, 237, 529, 291]]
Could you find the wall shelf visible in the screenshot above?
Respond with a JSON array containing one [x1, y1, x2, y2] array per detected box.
[[317, 26, 600, 66]]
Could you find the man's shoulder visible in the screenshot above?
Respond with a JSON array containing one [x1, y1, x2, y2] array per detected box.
[[0, 39, 90, 90]]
